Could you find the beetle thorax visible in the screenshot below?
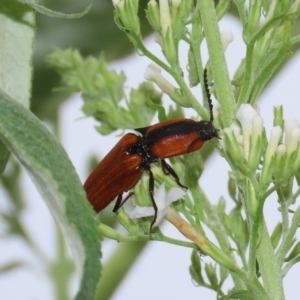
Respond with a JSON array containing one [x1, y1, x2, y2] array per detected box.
[[198, 121, 219, 141]]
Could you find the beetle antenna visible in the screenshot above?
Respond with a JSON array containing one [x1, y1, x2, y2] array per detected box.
[[204, 68, 214, 123]]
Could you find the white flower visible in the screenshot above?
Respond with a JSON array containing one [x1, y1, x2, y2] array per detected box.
[[144, 63, 161, 81], [144, 64, 176, 95], [284, 118, 300, 154], [220, 29, 234, 51], [265, 126, 282, 161], [159, 0, 171, 35], [236, 104, 263, 160], [112, 0, 120, 5], [125, 183, 186, 227]]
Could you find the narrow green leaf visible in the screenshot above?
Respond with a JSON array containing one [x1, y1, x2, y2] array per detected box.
[[0, 93, 101, 300], [282, 254, 300, 277], [17, 0, 92, 19]]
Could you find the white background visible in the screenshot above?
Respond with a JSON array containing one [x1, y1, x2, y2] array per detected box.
[[1, 15, 300, 300]]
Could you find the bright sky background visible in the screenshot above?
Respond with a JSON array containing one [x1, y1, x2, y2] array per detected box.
[[1, 14, 300, 300]]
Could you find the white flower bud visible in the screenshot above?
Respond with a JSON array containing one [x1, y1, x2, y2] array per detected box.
[[284, 117, 300, 154], [159, 0, 171, 35], [236, 104, 260, 160], [220, 29, 234, 52], [144, 64, 176, 95], [266, 126, 282, 161]]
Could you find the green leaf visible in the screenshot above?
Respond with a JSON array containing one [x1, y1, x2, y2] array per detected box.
[[285, 241, 300, 262], [17, 0, 91, 18], [0, 92, 101, 300], [219, 290, 257, 300], [0, 140, 10, 174], [0, 0, 35, 108], [270, 222, 282, 249], [205, 263, 218, 287], [47, 49, 162, 133], [189, 250, 205, 285], [0, 0, 36, 171], [282, 254, 300, 277]]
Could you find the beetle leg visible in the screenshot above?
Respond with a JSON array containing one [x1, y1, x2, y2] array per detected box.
[[112, 192, 134, 212], [148, 169, 158, 231], [161, 159, 170, 175], [161, 159, 188, 190]]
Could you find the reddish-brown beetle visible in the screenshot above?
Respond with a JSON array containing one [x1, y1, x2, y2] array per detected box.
[[84, 69, 219, 228]]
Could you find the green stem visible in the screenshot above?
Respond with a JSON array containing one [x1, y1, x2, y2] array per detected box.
[[256, 220, 285, 300], [196, 187, 247, 290], [197, 0, 235, 127], [98, 223, 197, 249], [277, 189, 289, 237], [277, 205, 300, 265], [95, 242, 147, 300], [248, 198, 264, 277], [135, 37, 208, 118], [237, 45, 255, 106]]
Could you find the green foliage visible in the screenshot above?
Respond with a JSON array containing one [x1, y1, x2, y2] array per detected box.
[[0, 92, 101, 300], [0, 1, 103, 299], [3, 0, 300, 299], [47, 48, 162, 134]]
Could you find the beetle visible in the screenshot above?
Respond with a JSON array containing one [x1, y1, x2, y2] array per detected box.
[[84, 133, 144, 212], [84, 68, 219, 228]]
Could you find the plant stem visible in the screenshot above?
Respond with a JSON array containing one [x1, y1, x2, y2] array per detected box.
[[197, 0, 235, 127], [94, 241, 147, 300], [256, 220, 285, 300]]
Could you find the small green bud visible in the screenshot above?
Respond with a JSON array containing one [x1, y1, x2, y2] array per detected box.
[[228, 173, 237, 200], [270, 222, 282, 249], [98, 223, 123, 241], [162, 26, 178, 66], [146, 0, 161, 33], [205, 263, 218, 287], [223, 127, 244, 165], [222, 212, 232, 234], [291, 143, 300, 177], [189, 252, 205, 285], [273, 105, 284, 128], [248, 115, 264, 171], [158, 0, 177, 65], [286, 241, 300, 261], [170, 0, 193, 41], [217, 196, 227, 212], [187, 47, 200, 87], [247, 0, 261, 36], [230, 208, 243, 239], [246, 179, 258, 219], [273, 144, 286, 180], [261, 126, 282, 185], [114, 0, 141, 35], [232, 58, 245, 87]]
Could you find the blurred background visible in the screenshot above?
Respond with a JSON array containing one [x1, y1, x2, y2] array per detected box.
[[1, 0, 300, 299]]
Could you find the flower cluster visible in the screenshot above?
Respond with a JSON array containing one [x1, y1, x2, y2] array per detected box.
[[222, 104, 300, 186]]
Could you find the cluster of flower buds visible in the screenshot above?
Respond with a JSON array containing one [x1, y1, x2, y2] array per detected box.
[[112, 0, 141, 36], [222, 104, 300, 186]]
